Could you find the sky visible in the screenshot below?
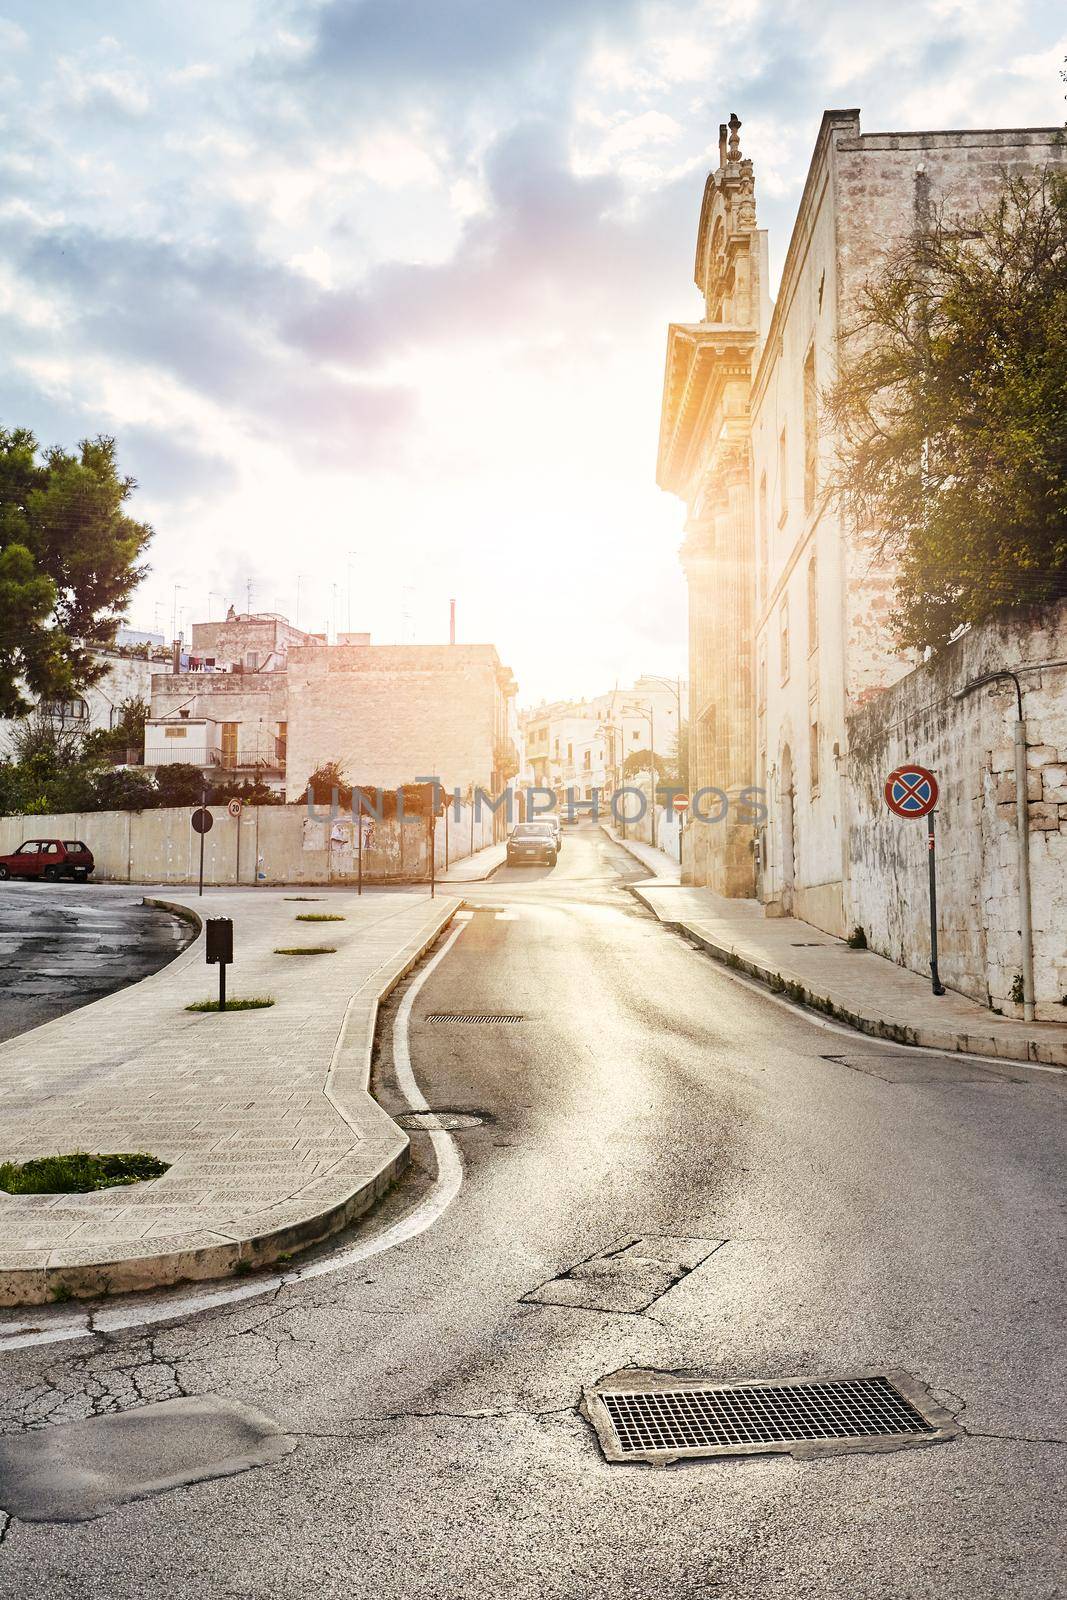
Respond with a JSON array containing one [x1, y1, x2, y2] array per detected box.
[[1, 1, 1064, 706]]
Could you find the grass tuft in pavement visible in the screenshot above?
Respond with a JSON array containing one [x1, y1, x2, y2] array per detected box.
[[186, 996, 276, 1012], [274, 946, 336, 955], [295, 913, 345, 922], [0, 1151, 170, 1194], [285, 896, 322, 901]]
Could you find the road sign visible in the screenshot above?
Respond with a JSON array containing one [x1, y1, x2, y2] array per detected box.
[[227, 798, 242, 819], [191, 807, 213, 835], [672, 793, 690, 813], [884, 766, 939, 818]]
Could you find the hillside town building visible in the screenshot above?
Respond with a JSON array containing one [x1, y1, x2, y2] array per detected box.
[[658, 109, 1067, 1014], [521, 676, 686, 802], [145, 612, 518, 808]]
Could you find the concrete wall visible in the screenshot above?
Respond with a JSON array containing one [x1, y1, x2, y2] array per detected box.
[[846, 600, 1067, 1021], [0, 796, 494, 886]]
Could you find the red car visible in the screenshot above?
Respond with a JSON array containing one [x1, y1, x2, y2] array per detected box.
[[0, 838, 95, 882]]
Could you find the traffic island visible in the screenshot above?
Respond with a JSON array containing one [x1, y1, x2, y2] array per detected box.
[[0, 887, 461, 1306]]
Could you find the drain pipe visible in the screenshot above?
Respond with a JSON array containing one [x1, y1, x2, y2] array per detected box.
[[954, 668, 1038, 1020]]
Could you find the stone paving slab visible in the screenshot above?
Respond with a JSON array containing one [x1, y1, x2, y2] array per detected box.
[[632, 881, 1067, 1068], [0, 886, 459, 1304]]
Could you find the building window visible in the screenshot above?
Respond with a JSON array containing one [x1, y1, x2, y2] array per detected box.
[[810, 720, 820, 794], [245, 651, 259, 672], [632, 730, 639, 741], [276, 722, 287, 764], [779, 600, 790, 684], [807, 553, 818, 654], [758, 472, 769, 603], [221, 723, 239, 768], [567, 742, 573, 761], [803, 345, 818, 515], [583, 750, 591, 769], [758, 642, 767, 713], [777, 426, 789, 526], [164, 725, 187, 739], [42, 697, 88, 721]]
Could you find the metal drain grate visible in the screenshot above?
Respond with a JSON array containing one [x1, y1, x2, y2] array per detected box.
[[583, 1371, 958, 1463], [424, 1012, 523, 1024]]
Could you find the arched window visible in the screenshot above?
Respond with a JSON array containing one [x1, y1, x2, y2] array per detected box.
[[807, 553, 818, 654]]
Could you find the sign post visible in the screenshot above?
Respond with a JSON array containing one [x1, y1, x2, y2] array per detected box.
[[191, 800, 213, 897], [228, 797, 243, 883], [884, 765, 945, 996]]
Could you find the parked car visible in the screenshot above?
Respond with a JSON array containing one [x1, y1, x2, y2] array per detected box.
[[506, 822, 558, 867], [0, 839, 95, 882]]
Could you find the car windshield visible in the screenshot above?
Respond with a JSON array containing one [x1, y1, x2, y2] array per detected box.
[[15, 843, 39, 854], [513, 824, 552, 838]]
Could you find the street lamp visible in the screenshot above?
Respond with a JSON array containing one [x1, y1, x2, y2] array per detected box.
[[953, 658, 1067, 1024], [641, 674, 685, 785]]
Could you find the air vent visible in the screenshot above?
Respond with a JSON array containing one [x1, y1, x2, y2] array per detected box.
[[424, 1013, 523, 1024]]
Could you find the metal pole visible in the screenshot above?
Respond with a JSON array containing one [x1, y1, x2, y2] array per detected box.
[[430, 812, 436, 899], [1014, 718, 1035, 1021], [927, 811, 946, 996], [254, 804, 261, 887], [357, 798, 363, 897], [198, 784, 206, 898], [235, 809, 241, 886], [218, 959, 226, 1013], [650, 706, 657, 849]]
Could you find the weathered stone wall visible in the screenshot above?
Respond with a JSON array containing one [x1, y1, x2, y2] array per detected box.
[[149, 672, 288, 766], [846, 600, 1067, 1021], [0, 796, 494, 886]]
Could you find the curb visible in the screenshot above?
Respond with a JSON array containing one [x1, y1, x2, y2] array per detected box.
[[0, 900, 460, 1307], [629, 886, 1067, 1070], [600, 823, 680, 882]]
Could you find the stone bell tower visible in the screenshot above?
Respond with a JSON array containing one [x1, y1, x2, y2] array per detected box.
[[656, 114, 769, 893]]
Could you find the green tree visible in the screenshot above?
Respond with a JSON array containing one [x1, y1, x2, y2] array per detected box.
[[154, 763, 209, 808], [826, 169, 1067, 651], [0, 428, 152, 715], [623, 747, 668, 781]]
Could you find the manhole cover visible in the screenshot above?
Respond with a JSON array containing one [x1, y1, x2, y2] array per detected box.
[[396, 1109, 487, 1131], [424, 1013, 523, 1024], [582, 1370, 958, 1464]]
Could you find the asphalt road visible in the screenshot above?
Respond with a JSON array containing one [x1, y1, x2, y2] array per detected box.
[[0, 825, 1064, 1597], [0, 883, 193, 1042]]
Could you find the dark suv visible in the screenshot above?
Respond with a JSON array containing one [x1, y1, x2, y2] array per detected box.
[[0, 839, 95, 882], [506, 822, 558, 867]]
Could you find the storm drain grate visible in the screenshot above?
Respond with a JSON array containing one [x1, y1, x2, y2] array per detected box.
[[583, 1372, 958, 1463], [424, 1012, 523, 1024]]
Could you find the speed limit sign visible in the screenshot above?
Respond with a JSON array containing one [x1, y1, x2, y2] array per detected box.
[[227, 798, 242, 819]]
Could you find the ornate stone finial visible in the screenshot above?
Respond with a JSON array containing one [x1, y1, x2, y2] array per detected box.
[[718, 122, 729, 166], [728, 112, 742, 162]]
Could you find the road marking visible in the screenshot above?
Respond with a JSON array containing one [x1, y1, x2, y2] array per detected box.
[[0, 921, 470, 1353]]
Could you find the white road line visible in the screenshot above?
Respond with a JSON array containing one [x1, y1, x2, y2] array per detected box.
[[0, 921, 470, 1354]]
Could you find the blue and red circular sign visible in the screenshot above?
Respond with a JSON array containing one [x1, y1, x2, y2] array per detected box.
[[884, 765, 939, 818]]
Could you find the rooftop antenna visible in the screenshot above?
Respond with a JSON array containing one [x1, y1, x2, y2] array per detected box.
[[246, 577, 253, 615]]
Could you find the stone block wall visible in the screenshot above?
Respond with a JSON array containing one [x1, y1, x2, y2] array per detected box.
[[846, 600, 1067, 1020]]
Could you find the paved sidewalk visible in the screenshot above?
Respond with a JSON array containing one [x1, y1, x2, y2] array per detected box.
[[438, 840, 507, 883], [602, 825, 681, 882], [633, 880, 1067, 1068], [0, 887, 459, 1305]]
